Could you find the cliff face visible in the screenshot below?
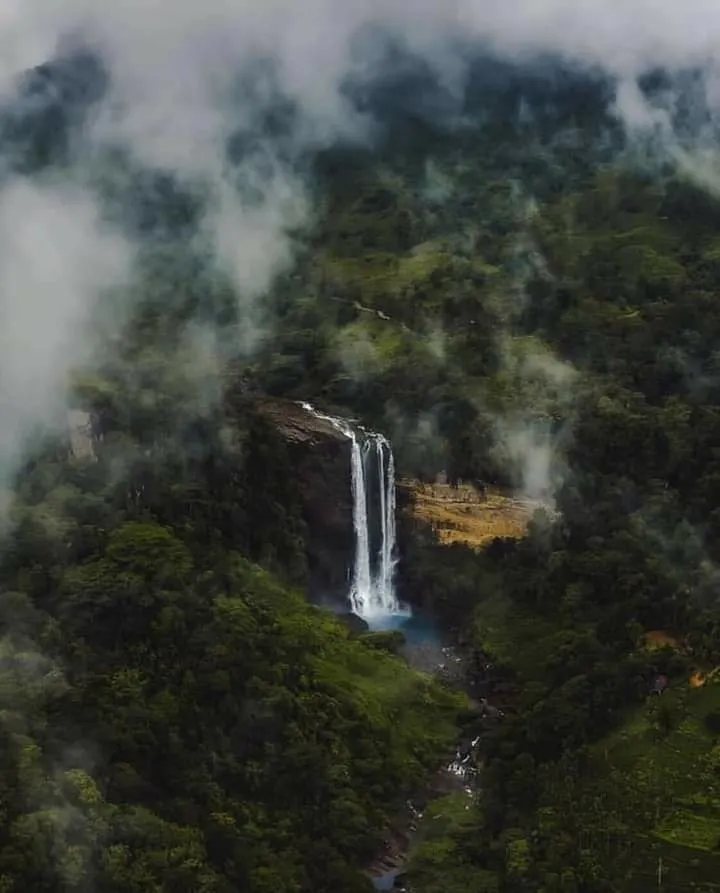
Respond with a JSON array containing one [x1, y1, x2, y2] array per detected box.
[[252, 397, 354, 598], [398, 479, 531, 549], [67, 409, 96, 461]]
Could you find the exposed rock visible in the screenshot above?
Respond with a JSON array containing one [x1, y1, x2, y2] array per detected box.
[[253, 397, 347, 447], [392, 872, 409, 890], [398, 478, 531, 550], [366, 822, 413, 886], [337, 612, 370, 636], [371, 869, 402, 891], [252, 397, 354, 596], [67, 409, 96, 461], [401, 642, 465, 683]]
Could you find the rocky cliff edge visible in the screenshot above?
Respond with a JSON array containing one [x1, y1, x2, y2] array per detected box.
[[253, 397, 354, 598]]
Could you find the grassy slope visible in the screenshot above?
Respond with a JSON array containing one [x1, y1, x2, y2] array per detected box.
[[310, 151, 720, 890], [587, 679, 720, 891], [474, 588, 720, 890]]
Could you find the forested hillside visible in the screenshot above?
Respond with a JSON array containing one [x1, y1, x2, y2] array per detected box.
[[248, 61, 720, 890], [0, 393, 464, 891], [2, 29, 720, 893]]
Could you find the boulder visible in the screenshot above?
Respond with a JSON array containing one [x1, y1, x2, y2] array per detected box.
[[337, 612, 371, 636]]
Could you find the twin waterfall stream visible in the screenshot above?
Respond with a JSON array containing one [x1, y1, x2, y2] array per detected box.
[[300, 403, 405, 621], [301, 404, 474, 893]]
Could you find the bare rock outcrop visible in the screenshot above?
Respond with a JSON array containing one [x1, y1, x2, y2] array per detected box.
[[252, 397, 354, 597]]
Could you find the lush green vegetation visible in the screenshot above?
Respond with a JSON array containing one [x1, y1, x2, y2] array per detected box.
[[6, 48, 720, 893], [0, 405, 464, 891], [251, 66, 720, 892]]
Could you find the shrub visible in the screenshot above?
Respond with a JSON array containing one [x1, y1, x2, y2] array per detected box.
[[704, 708, 720, 736]]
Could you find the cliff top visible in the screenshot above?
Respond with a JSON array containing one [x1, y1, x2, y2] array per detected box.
[[253, 397, 348, 445]]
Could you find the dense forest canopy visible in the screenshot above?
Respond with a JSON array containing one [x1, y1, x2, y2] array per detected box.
[[0, 7, 720, 891]]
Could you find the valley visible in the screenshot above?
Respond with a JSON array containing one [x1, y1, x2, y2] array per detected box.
[[3, 20, 720, 893]]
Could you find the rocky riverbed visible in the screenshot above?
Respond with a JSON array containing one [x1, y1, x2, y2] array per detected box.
[[400, 640, 465, 680], [365, 642, 500, 892], [366, 735, 483, 891]]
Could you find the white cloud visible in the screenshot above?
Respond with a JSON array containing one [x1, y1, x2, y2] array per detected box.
[[0, 0, 717, 486], [0, 176, 132, 476]]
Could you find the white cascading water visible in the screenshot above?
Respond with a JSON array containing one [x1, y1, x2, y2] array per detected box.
[[299, 403, 401, 618], [369, 434, 397, 613], [349, 434, 373, 610]]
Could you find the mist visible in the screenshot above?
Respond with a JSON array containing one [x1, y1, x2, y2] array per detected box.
[[0, 176, 131, 484], [0, 0, 719, 491]]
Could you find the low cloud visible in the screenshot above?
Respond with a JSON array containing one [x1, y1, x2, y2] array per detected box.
[[0, 0, 718, 493], [491, 337, 577, 507], [0, 175, 132, 482]]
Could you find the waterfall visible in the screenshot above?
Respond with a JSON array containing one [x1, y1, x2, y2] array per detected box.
[[371, 434, 397, 614], [299, 403, 402, 618], [349, 434, 373, 611]]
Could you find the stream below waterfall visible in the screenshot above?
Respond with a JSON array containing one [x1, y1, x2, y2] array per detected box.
[[366, 643, 483, 893], [297, 402, 487, 891]]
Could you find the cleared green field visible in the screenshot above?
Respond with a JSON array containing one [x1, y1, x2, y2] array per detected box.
[[472, 590, 720, 890], [586, 680, 720, 890]]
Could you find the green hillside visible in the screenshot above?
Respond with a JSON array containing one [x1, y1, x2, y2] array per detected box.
[[5, 42, 720, 893]]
